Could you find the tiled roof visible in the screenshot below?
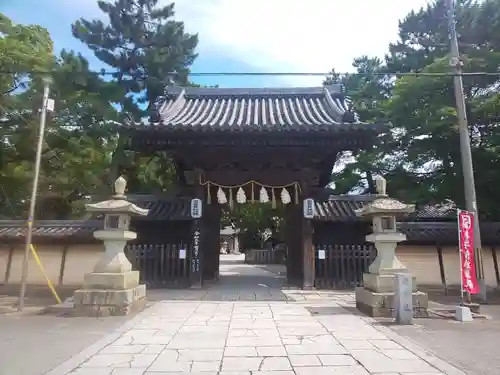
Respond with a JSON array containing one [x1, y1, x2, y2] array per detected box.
[[399, 222, 500, 245], [129, 195, 192, 221], [1, 218, 499, 245], [0, 220, 101, 242], [314, 195, 376, 222], [313, 195, 457, 222], [409, 204, 456, 220], [137, 85, 384, 133]]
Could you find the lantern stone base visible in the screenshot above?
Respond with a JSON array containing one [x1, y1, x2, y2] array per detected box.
[[83, 271, 140, 290], [355, 273, 429, 318], [73, 284, 146, 317], [72, 270, 147, 317]]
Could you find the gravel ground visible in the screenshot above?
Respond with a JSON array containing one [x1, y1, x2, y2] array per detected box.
[[0, 312, 131, 375], [387, 287, 500, 375]]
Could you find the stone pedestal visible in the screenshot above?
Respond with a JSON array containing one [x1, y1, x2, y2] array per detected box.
[[73, 284, 147, 317], [355, 286, 428, 318], [73, 231, 147, 317], [355, 233, 428, 318]]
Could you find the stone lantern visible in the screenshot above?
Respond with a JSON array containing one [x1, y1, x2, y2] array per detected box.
[[354, 176, 428, 317], [73, 176, 149, 316]]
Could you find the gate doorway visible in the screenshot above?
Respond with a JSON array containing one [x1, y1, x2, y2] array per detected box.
[[218, 201, 288, 288], [196, 180, 301, 288]]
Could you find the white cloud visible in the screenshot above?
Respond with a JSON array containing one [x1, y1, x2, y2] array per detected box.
[[59, 0, 431, 86], [172, 0, 431, 85]]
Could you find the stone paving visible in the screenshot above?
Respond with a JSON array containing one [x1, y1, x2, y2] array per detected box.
[[44, 256, 467, 375], [45, 298, 467, 375]]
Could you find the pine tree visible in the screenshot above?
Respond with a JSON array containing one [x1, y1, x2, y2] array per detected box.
[[72, 0, 198, 117]]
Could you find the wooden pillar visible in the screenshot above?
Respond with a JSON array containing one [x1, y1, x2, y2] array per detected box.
[[302, 215, 315, 290], [58, 245, 69, 286], [4, 245, 14, 284], [284, 203, 303, 287], [301, 180, 315, 290], [214, 204, 221, 280], [436, 245, 447, 295], [203, 203, 221, 282]]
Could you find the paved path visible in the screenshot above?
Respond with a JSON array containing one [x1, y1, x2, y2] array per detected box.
[[43, 255, 466, 375]]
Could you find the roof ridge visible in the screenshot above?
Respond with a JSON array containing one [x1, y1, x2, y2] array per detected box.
[[163, 85, 344, 97]]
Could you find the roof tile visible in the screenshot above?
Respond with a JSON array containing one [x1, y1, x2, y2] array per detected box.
[[0, 220, 101, 239], [139, 86, 382, 133], [130, 195, 192, 221]]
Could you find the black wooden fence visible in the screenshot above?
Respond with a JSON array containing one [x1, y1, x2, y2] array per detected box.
[[244, 249, 286, 265], [314, 243, 376, 289], [125, 243, 191, 287]]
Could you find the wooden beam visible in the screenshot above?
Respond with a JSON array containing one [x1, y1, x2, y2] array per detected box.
[[175, 148, 338, 171]]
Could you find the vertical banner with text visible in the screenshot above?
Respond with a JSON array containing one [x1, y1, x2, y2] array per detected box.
[[458, 210, 479, 294], [190, 220, 202, 287]]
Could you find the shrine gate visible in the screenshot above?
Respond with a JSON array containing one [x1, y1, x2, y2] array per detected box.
[[122, 85, 385, 289]]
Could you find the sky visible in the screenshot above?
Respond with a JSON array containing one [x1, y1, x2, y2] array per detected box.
[[1, 0, 431, 88]]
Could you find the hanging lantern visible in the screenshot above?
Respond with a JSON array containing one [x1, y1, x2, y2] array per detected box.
[[236, 187, 246, 204], [217, 187, 227, 204], [281, 188, 291, 204], [259, 187, 269, 203]]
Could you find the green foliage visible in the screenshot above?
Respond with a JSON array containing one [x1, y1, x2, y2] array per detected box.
[[71, 0, 200, 194], [71, 0, 198, 116], [0, 3, 201, 218], [0, 13, 54, 101], [328, 0, 500, 219], [0, 17, 120, 218], [221, 203, 284, 250]]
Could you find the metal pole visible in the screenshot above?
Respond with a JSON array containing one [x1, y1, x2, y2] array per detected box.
[[18, 77, 52, 312], [446, 0, 486, 301]]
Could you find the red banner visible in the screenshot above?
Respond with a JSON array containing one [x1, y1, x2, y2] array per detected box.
[[458, 210, 479, 294]]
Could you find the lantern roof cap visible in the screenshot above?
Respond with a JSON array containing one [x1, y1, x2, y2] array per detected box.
[[85, 176, 149, 216], [354, 177, 415, 217]]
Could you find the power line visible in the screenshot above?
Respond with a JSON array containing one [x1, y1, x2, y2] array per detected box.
[[2, 70, 500, 77]]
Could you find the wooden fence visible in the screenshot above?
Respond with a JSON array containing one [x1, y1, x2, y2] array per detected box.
[[244, 249, 286, 265], [314, 243, 376, 289], [125, 243, 190, 288]]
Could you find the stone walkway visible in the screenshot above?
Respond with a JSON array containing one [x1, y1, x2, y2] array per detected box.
[[45, 255, 466, 375]]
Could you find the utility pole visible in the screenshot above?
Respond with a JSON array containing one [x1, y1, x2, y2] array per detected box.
[[446, 0, 486, 301], [18, 77, 53, 312]]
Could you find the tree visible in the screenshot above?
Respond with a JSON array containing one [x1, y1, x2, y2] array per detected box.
[[0, 16, 122, 219], [0, 52, 121, 219], [325, 57, 392, 194], [221, 204, 285, 250], [0, 14, 53, 103], [327, 0, 500, 219], [72, 0, 199, 194], [72, 0, 198, 117]]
